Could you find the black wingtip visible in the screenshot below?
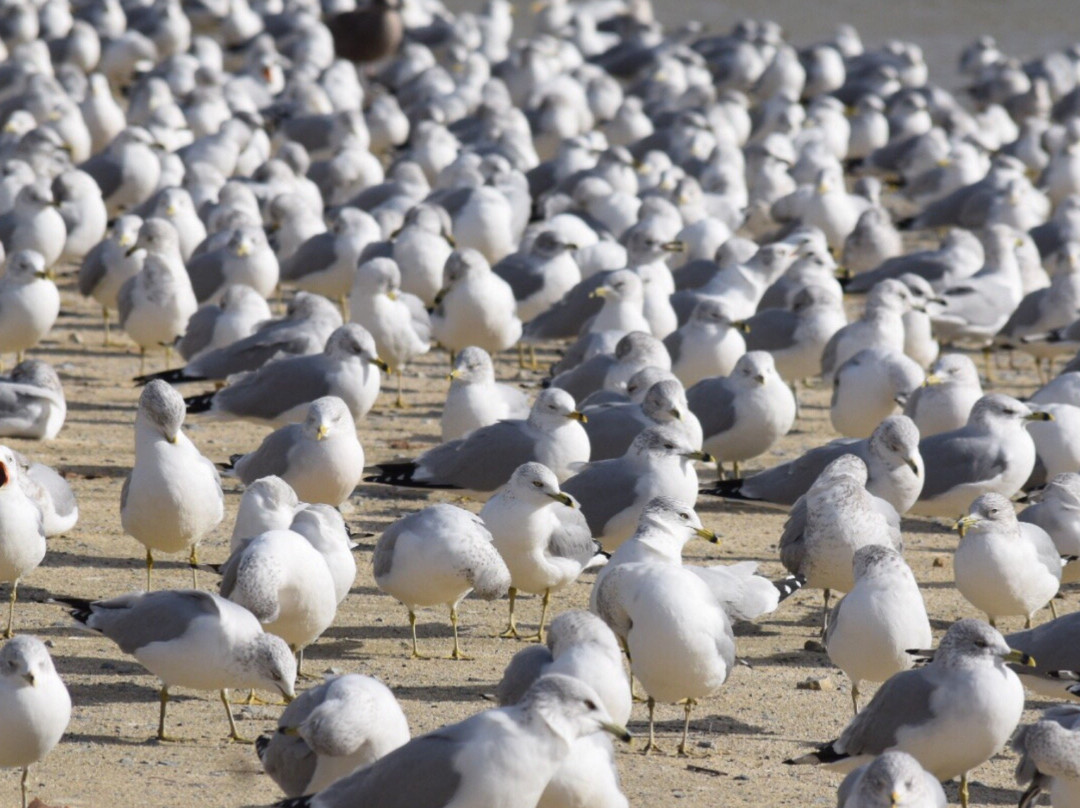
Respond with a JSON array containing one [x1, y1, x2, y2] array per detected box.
[[48, 595, 94, 625], [255, 733, 271, 761], [274, 797, 312, 808], [773, 574, 805, 602], [184, 392, 215, 414], [363, 463, 459, 489], [701, 478, 751, 500], [896, 216, 916, 231], [133, 367, 202, 386], [784, 742, 847, 765]]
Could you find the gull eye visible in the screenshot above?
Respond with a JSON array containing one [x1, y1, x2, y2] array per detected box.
[[532, 480, 543, 488], [679, 512, 689, 520], [663, 443, 674, 449], [584, 699, 597, 710], [973, 640, 988, 649]]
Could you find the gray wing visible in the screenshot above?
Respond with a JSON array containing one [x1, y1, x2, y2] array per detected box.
[[686, 377, 738, 439], [187, 322, 323, 380], [218, 543, 248, 599], [0, 211, 15, 248], [493, 253, 546, 302], [999, 290, 1049, 338], [581, 403, 649, 461], [820, 329, 841, 377], [836, 667, 940, 756], [186, 249, 227, 303], [845, 251, 949, 293], [79, 153, 123, 198], [523, 272, 610, 341], [917, 431, 1007, 501], [402, 294, 431, 343], [836, 765, 864, 808], [373, 516, 409, 580], [116, 276, 137, 327], [1023, 523, 1064, 578], [547, 507, 599, 566], [78, 240, 111, 297], [25, 463, 76, 521], [280, 233, 339, 282], [662, 329, 685, 365], [216, 355, 333, 421], [740, 438, 863, 503], [550, 354, 615, 402], [233, 424, 303, 484], [561, 459, 641, 536], [495, 645, 552, 706], [259, 729, 317, 798], [0, 385, 47, 428], [1007, 611, 1080, 679], [417, 420, 541, 491], [313, 728, 466, 808], [85, 590, 221, 655], [178, 303, 222, 360], [778, 496, 807, 575], [744, 309, 800, 352], [119, 471, 131, 513]]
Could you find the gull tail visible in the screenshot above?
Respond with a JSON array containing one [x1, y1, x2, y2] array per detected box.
[[274, 798, 312, 808], [185, 392, 215, 414], [216, 455, 241, 472], [701, 478, 753, 500], [773, 574, 805, 603], [48, 595, 94, 625], [363, 462, 459, 489], [1019, 782, 1045, 808], [133, 367, 203, 386], [255, 733, 272, 763], [784, 742, 847, 765]]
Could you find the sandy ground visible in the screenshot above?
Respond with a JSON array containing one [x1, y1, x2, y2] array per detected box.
[[4, 271, 1065, 808]]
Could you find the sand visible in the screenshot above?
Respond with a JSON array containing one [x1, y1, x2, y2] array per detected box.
[[5, 273, 1062, 808]]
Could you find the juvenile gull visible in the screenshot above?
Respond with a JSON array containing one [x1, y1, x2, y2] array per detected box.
[[441, 346, 529, 442], [184, 324, 386, 427], [954, 493, 1062, 627], [1012, 706, 1080, 808], [562, 424, 711, 551], [230, 396, 363, 508], [366, 389, 589, 492], [0, 636, 70, 808], [902, 354, 983, 437], [0, 360, 65, 440], [121, 381, 224, 589], [480, 463, 599, 641], [825, 545, 931, 713], [274, 673, 629, 808], [912, 394, 1049, 518], [256, 674, 410, 798], [373, 504, 510, 659], [57, 590, 296, 741], [836, 751, 946, 808], [786, 619, 1033, 808]]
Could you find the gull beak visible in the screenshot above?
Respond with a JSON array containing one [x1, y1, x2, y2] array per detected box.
[[387, 289, 399, 301], [817, 182, 830, 194], [954, 513, 979, 538], [684, 450, 714, 462], [235, 243, 251, 257], [936, 157, 951, 168], [734, 321, 751, 333], [754, 374, 766, 385], [34, 270, 48, 280], [1025, 411, 1054, 421], [316, 424, 329, 441], [904, 457, 920, 475], [1004, 648, 1037, 667], [922, 373, 943, 387], [668, 407, 682, 420], [443, 231, 456, 247], [547, 491, 576, 508], [370, 357, 390, 373], [22, 673, 34, 686], [834, 265, 852, 280], [167, 433, 178, 444], [568, 411, 587, 423], [660, 240, 686, 253], [890, 791, 901, 808], [165, 204, 178, 217], [447, 368, 460, 381], [589, 286, 610, 299], [126, 245, 140, 257], [600, 721, 632, 744], [694, 526, 720, 543], [433, 288, 448, 306]]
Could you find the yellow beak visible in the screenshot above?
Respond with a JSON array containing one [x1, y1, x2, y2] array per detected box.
[[316, 424, 329, 440], [547, 491, 576, 508], [1025, 411, 1054, 421], [954, 514, 979, 538], [589, 287, 610, 299], [922, 373, 943, 387], [568, 411, 587, 423], [694, 526, 720, 543], [1004, 648, 1036, 667]]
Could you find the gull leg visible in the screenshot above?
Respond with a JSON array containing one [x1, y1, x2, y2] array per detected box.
[[1050, 600, 1059, 619], [102, 308, 111, 346], [449, 350, 456, 367], [820, 589, 831, 636], [677, 698, 696, 756], [408, 609, 428, 659], [643, 697, 661, 754], [157, 686, 173, 741], [982, 347, 995, 385], [530, 345, 538, 371], [20, 766, 27, 808], [146, 549, 154, 591], [851, 681, 860, 715], [987, 614, 996, 628], [790, 380, 801, 419], [5, 580, 17, 638], [449, 604, 472, 660], [394, 371, 406, 409], [960, 772, 969, 808], [498, 587, 520, 638], [338, 296, 348, 320], [16, 350, 23, 364], [731, 460, 741, 479], [518, 342, 526, 369], [189, 545, 199, 589], [521, 589, 551, 643], [1025, 614, 1032, 629], [139, 347, 146, 376], [221, 689, 251, 742], [164, 344, 172, 370]]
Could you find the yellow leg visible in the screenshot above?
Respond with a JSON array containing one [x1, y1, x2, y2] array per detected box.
[[960, 772, 969, 808], [394, 371, 406, 409], [521, 589, 551, 643], [982, 347, 995, 385], [189, 545, 199, 589], [408, 609, 428, 659], [338, 296, 348, 320], [103, 308, 111, 346], [1025, 615, 1032, 629], [139, 347, 146, 376], [643, 697, 661, 754], [146, 549, 154, 591], [530, 345, 538, 371], [221, 689, 251, 742], [20, 766, 27, 808], [732, 460, 741, 479], [4, 579, 17, 638], [1051, 599, 1059, 619], [499, 587, 520, 638], [449, 605, 472, 660], [157, 686, 173, 741], [16, 350, 23, 364], [677, 698, 696, 756], [164, 345, 173, 370]]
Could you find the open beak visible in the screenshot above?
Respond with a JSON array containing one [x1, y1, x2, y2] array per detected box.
[[684, 450, 714, 462], [1004, 649, 1037, 667], [600, 721, 632, 743], [567, 411, 587, 423], [660, 240, 686, 253], [694, 526, 719, 543], [370, 357, 390, 372], [954, 513, 979, 538], [1026, 411, 1054, 421], [547, 491, 576, 508]]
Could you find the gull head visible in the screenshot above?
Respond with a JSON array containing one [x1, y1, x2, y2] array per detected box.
[[246, 633, 298, 701], [529, 389, 585, 427], [508, 462, 575, 507], [325, 323, 387, 371], [955, 492, 1018, 538], [0, 635, 58, 688], [138, 380, 185, 443], [632, 423, 711, 463], [636, 495, 718, 545], [868, 415, 922, 476], [448, 346, 494, 385], [936, 617, 1034, 669], [519, 673, 631, 745], [303, 395, 353, 442]]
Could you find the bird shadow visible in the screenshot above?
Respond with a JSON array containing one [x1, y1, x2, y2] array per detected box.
[[954, 780, 1022, 806], [57, 462, 129, 479], [66, 400, 134, 413], [634, 713, 770, 738], [390, 683, 491, 703]]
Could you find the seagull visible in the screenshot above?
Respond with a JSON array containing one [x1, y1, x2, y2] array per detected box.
[[0, 445, 46, 638]]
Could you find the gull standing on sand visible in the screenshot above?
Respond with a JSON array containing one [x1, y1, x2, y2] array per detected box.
[[0, 251, 59, 366], [441, 346, 530, 442], [57, 590, 296, 741], [911, 394, 1049, 518], [779, 454, 903, 629], [787, 619, 1033, 808], [274, 674, 630, 808], [1020, 472, 1080, 583], [582, 378, 701, 461], [954, 493, 1063, 627], [229, 396, 363, 508], [0, 361, 66, 440], [481, 463, 599, 641], [562, 424, 711, 551], [687, 351, 796, 478], [431, 249, 523, 358], [121, 381, 224, 589], [256, 674, 410, 798], [184, 324, 387, 426], [825, 545, 932, 713], [366, 388, 589, 492], [836, 751, 946, 808], [373, 504, 510, 659], [1013, 706, 1080, 808], [117, 218, 198, 372], [902, 354, 983, 437], [0, 636, 70, 808], [0, 446, 45, 638], [348, 257, 430, 407], [830, 348, 924, 439], [495, 611, 631, 808], [77, 214, 144, 345]]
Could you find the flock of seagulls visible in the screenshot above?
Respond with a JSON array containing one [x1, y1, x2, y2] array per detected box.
[[3, 0, 1080, 806]]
